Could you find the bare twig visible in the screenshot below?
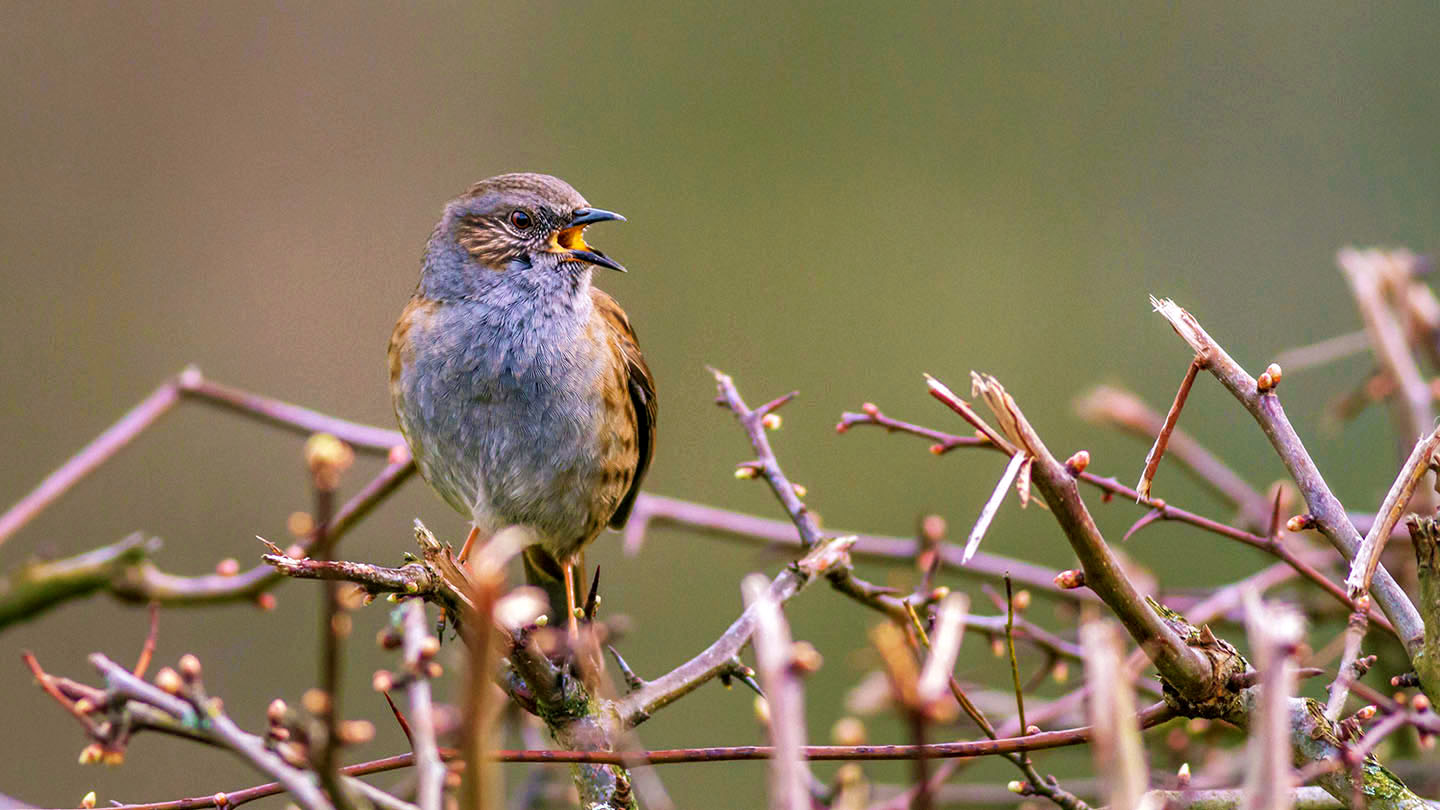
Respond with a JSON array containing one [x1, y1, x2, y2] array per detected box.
[[1338, 248, 1433, 451], [0, 368, 403, 549], [1081, 621, 1147, 809], [711, 369, 818, 549], [625, 493, 1087, 602], [1151, 296, 1425, 656], [617, 535, 855, 726], [91, 653, 333, 810], [1241, 592, 1305, 810], [1075, 385, 1269, 522], [1344, 425, 1440, 599], [1137, 356, 1205, 500], [400, 601, 445, 810], [964, 372, 1213, 696], [1323, 611, 1370, 722], [962, 451, 1026, 563], [835, 405, 1392, 634], [743, 573, 810, 810], [305, 435, 355, 808]]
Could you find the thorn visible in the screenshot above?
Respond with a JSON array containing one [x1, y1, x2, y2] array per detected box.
[[1122, 507, 1166, 542], [584, 566, 602, 621], [606, 646, 646, 692]]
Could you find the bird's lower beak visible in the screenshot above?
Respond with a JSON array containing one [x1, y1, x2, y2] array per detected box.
[[550, 207, 627, 272]]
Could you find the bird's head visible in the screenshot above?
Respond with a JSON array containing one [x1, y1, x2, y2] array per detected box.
[[433, 173, 626, 283]]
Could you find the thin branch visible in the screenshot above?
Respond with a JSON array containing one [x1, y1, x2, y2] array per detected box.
[[305, 435, 354, 807], [964, 373, 1214, 697], [0, 534, 160, 630], [0, 368, 404, 550], [0, 376, 182, 548], [1080, 621, 1147, 808], [625, 493, 1087, 602], [1338, 248, 1433, 451], [1344, 425, 1440, 599], [1241, 591, 1305, 810], [617, 535, 856, 726], [962, 451, 1026, 563], [835, 405, 1392, 635], [91, 653, 333, 810], [400, 601, 445, 810], [1075, 384, 1268, 521], [1137, 356, 1205, 500], [743, 573, 809, 810], [1151, 296, 1425, 656]]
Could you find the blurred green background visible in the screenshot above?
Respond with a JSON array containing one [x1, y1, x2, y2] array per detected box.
[[2, 2, 1438, 806]]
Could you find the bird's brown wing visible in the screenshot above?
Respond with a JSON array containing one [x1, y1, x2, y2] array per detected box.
[[592, 287, 656, 529]]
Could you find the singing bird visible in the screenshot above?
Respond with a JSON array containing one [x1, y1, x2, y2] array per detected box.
[[389, 173, 656, 624]]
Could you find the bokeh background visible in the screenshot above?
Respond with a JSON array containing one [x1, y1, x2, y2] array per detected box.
[[2, 2, 1438, 806]]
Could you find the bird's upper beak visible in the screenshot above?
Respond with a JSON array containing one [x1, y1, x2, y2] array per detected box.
[[550, 207, 627, 272]]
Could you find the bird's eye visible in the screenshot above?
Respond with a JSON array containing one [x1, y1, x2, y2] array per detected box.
[[509, 210, 533, 230]]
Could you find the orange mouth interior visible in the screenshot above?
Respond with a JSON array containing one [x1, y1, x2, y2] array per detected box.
[[553, 226, 590, 252]]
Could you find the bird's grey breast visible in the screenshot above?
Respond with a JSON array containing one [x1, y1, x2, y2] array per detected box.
[[397, 290, 607, 541]]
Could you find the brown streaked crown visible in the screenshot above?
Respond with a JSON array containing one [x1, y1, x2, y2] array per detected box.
[[450, 173, 592, 269]]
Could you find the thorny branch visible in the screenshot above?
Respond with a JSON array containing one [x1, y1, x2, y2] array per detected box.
[[14, 258, 1440, 809]]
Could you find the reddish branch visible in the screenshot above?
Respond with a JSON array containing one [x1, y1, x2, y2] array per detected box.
[[1151, 297, 1425, 655], [0, 367, 402, 549], [44, 703, 1177, 810], [838, 402, 1396, 637]]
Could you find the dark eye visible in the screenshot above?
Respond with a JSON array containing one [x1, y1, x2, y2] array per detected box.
[[509, 210, 533, 230]]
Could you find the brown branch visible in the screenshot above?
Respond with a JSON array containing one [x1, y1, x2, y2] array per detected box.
[[0, 369, 404, 550], [1137, 356, 1205, 500], [398, 601, 445, 810], [0, 376, 182, 548], [616, 535, 856, 726], [1080, 621, 1148, 807], [964, 373, 1214, 697], [305, 435, 354, 807], [1075, 385, 1268, 524], [33, 703, 1182, 810], [1344, 425, 1440, 599], [91, 653, 333, 810], [1240, 592, 1305, 808], [1151, 297, 1425, 656], [1338, 248, 1434, 451], [835, 405, 1393, 635], [625, 493, 1087, 602], [743, 573, 810, 810], [711, 369, 819, 548]]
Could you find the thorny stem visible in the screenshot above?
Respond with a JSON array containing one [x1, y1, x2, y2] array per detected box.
[[710, 369, 820, 549], [1075, 384, 1270, 524], [1136, 356, 1205, 500], [91, 653, 333, 810], [963, 373, 1213, 697], [837, 405, 1395, 637], [1151, 297, 1425, 656], [0, 367, 401, 549]]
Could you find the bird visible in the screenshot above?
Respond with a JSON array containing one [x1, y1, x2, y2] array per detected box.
[[388, 172, 656, 630]]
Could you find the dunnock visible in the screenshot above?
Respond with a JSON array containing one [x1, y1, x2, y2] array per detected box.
[[389, 173, 656, 624]]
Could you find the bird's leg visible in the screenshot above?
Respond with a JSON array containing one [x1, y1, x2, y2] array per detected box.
[[564, 556, 580, 639], [457, 525, 482, 565]]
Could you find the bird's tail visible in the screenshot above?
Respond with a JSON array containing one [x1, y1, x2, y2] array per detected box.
[[521, 544, 570, 625]]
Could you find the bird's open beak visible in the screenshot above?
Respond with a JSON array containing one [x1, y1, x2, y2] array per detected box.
[[550, 207, 627, 272]]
